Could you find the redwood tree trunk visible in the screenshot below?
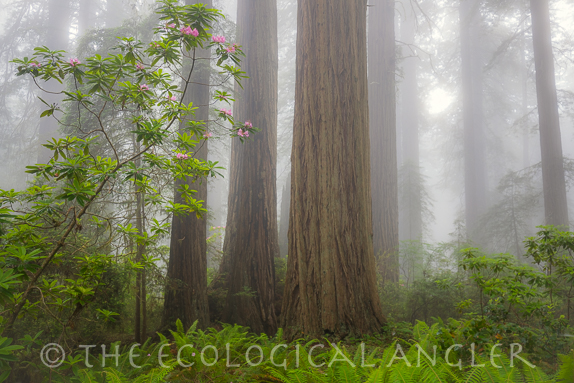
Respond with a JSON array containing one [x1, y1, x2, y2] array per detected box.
[[368, 0, 399, 283], [278, 173, 291, 258], [38, 0, 70, 163], [398, 5, 423, 242], [219, 0, 279, 335], [162, 0, 211, 331], [530, 0, 569, 228], [460, 0, 487, 237], [281, 0, 386, 340]]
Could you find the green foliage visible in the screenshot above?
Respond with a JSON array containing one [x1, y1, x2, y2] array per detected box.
[[8, 322, 565, 382]]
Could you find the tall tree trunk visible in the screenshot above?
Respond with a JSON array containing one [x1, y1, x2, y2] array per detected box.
[[162, 0, 212, 330], [398, 5, 423, 243], [460, 0, 487, 238], [78, 0, 94, 36], [37, 0, 70, 163], [218, 0, 279, 335], [368, 0, 399, 283], [278, 173, 291, 258], [134, 184, 144, 343], [281, 0, 385, 340], [530, 0, 569, 228], [106, 0, 126, 28]]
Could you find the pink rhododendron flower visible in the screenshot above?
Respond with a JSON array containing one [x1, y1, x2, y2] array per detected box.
[[176, 153, 189, 160], [212, 35, 225, 43], [68, 58, 81, 66], [220, 108, 232, 117], [225, 45, 236, 53], [203, 132, 213, 138], [136, 63, 144, 70], [139, 84, 149, 91], [168, 95, 177, 101], [244, 121, 253, 129], [30, 62, 41, 68], [167, 23, 176, 28], [181, 26, 198, 36]]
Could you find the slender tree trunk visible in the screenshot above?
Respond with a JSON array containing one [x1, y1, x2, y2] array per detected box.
[[134, 184, 143, 343], [460, 0, 487, 238], [281, 0, 386, 340], [278, 173, 291, 258], [218, 0, 279, 335], [530, 0, 569, 228], [162, 0, 212, 330], [78, 0, 94, 36], [398, 5, 423, 243], [38, 0, 70, 163], [368, 0, 399, 283], [106, 0, 126, 28]]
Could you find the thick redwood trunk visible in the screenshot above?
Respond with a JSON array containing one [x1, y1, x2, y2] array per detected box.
[[368, 0, 399, 283], [281, 0, 385, 340], [162, 0, 212, 331], [530, 0, 569, 228], [219, 0, 279, 335], [460, 0, 487, 237]]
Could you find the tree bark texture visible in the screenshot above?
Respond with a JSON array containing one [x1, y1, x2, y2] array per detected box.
[[219, 0, 279, 335], [460, 0, 487, 237], [163, 0, 212, 331], [278, 173, 291, 258], [368, 0, 399, 283], [530, 0, 569, 228], [281, 0, 386, 340]]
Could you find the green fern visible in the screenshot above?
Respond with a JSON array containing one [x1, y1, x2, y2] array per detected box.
[[557, 351, 574, 383]]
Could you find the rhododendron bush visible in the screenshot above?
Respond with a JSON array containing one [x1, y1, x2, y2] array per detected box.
[[0, 1, 258, 377]]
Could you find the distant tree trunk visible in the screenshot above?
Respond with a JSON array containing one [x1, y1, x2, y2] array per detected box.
[[162, 0, 212, 330], [218, 0, 279, 335], [278, 173, 291, 258], [106, 0, 126, 28], [134, 183, 144, 342], [530, 0, 569, 228], [38, 0, 70, 163], [78, 0, 95, 35], [281, 0, 386, 340], [368, 0, 399, 283], [398, 5, 423, 243], [460, 0, 487, 237]]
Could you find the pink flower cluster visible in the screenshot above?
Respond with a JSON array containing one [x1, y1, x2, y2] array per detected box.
[[225, 44, 237, 53], [181, 26, 199, 37], [244, 121, 253, 129], [68, 58, 81, 67], [220, 108, 232, 117], [167, 23, 176, 28], [176, 153, 189, 160], [203, 132, 213, 138], [139, 84, 149, 91], [136, 63, 144, 70], [237, 129, 249, 138], [30, 62, 42, 68], [212, 35, 226, 43]]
